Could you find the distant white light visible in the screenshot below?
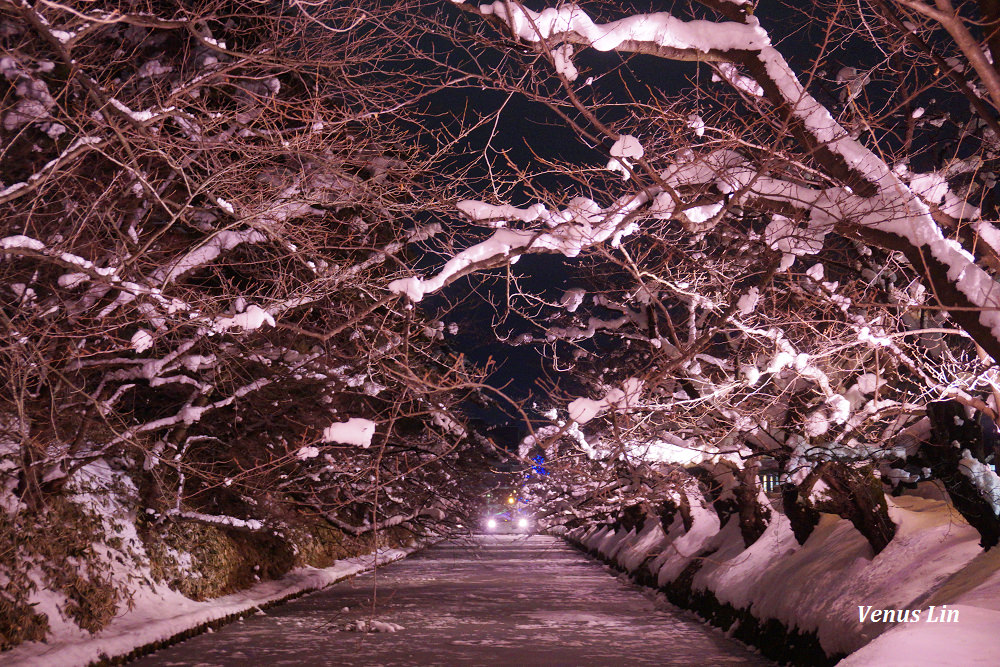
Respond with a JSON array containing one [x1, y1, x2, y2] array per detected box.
[[486, 518, 497, 530], [517, 517, 529, 529]]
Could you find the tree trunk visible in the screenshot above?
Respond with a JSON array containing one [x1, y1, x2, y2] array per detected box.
[[16, 438, 45, 512], [734, 462, 772, 547], [616, 502, 647, 533], [689, 463, 738, 528], [658, 488, 694, 533], [814, 464, 897, 555], [782, 481, 821, 545], [658, 499, 678, 532], [923, 400, 1000, 549]]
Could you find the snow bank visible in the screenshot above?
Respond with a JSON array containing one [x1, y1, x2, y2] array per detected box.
[[840, 605, 1000, 666], [4, 547, 418, 667], [566, 491, 1000, 662], [840, 499, 1000, 665]]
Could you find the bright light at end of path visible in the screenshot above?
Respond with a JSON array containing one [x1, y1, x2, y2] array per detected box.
[[518, 518, 529, 529], [507, 497, 515, 504], [486, 518, 496, 530]]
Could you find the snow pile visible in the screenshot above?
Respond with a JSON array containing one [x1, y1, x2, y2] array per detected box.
[[687, 114, 705, 137], [456, 199, 547, 224], [2, 56, 55, 131], [212, 304, 275, 334], [652, 499, 721, 585], [714, 62, 764, 96], [610, 134, 643, 157], [632, 435, 714, 465], [839, 605, 1000, 666], [295, 446, 320, 460], [736, 286, 759, 315], [551, 44, 578, 81], [343, 619, 405, 633], [57, 272, 89, 288], [130, 329, 154, 353], [559, 287, 587, 312], [908, 171, 980, 220], [1, 234, 46, 251], [764, 214, 827, 270], [679, 202, 723, 230], [432, 410, 467, 439]]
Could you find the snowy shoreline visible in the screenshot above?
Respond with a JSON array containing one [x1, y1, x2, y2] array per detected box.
[[4, 545, 422, 667], [560, 492, 1000, 666]]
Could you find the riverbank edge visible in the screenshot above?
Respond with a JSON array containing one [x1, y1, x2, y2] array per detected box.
[[6, 542, 431, 667], [97, 546, 420, 666]]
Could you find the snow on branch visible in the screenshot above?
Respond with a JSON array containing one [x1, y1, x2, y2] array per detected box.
[[153, 229, 267, 285], [959, 450, 1000, 516], [544, 314, 634, 343], [322, 418, 376, 448], [168, 510, 264, 531], [211, 305, 276, 334], [0, 233, 283, 339], [93, 229, 270, 320], [0, 136, 105, 204], [457, 1, 1000, 360], [473, 2, 767, 55], [106, 377, 273, 447], [389, 193, 651, 301], [569, 378, 644, 424]]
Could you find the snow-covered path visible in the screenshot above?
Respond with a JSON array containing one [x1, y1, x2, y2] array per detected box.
[[133, 535, 770, 666]]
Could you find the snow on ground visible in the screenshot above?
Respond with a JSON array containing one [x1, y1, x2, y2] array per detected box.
[[839, 605, 1000, 666], [4, 546, 417, 667], [568, 487, 1000, 663], [841, 509, 1000, 666]]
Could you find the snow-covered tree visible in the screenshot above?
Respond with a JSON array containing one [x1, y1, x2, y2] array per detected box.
[[0, 0, 497, 571], [388, 0, 1000, 549]]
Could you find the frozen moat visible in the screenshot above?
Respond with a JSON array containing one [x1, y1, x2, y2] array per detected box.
[[134, 535, 772, 666]]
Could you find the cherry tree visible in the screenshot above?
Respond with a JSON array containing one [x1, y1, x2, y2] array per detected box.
[[0, 0, 499, 550], [389, 0, 1000, 549]]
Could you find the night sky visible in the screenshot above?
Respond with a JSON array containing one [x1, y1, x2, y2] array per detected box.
[[406, 2, 700, 422]]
